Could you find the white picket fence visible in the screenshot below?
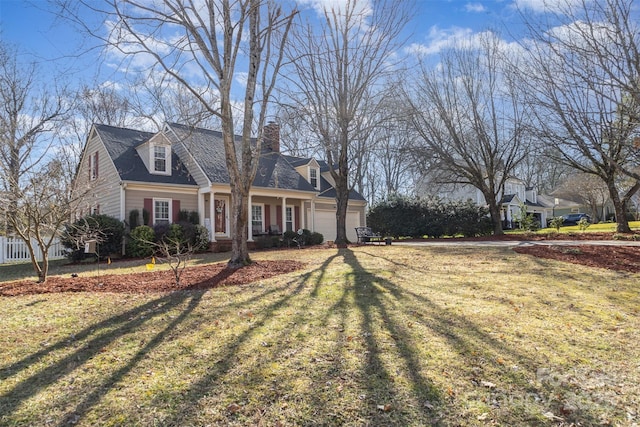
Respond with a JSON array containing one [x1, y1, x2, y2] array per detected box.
[[0, 236, 66, 264]]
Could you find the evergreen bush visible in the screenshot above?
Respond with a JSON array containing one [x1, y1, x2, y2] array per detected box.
[[61, 214, 125, 261], [126, 225, 155, 257]]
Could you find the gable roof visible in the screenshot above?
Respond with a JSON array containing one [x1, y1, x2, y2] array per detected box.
[[167, 123, 318, 192], [93, 122, 366, 200], [500, 193, 519, 204], [94, 124, 196, 186]]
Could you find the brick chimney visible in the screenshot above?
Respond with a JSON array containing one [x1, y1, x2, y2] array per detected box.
[[263, 121, 280, 152]]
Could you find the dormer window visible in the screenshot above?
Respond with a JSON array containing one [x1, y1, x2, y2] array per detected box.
[[154, 146, 167, 173], [148, 142, 171, 175], [309, 167, 319, 190]]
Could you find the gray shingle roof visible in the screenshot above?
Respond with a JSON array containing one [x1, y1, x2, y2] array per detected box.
[[95, 124, 196, 185], [94, 122, 366, 200], [168, 123, 317, 192]]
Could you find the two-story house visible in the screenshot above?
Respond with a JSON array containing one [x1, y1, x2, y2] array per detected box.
[[419, 176, 548, 229], [75, 122, 367, 248]]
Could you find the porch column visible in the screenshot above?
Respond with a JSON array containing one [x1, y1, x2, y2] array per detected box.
[[310, 199, 316, 233], [209, 191, 216, 242], [197, 188, 205, 226], [248, 193, 254, 242], [281, 197, 287, 232]]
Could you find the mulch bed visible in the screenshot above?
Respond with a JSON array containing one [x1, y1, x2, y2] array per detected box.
[[0, 260, 305, 297], [431, 232, 633, 241], [513, 245, 640, 273]]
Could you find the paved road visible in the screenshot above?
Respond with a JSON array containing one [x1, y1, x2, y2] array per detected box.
[[393, 240, 640, 247]]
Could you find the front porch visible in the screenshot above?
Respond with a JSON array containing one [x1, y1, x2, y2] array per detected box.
[[198, 189, 315, 243]]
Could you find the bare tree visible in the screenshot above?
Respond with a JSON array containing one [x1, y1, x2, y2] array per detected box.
[[358, 93, 418, 204], [553, 173, 610, 222], [515, 146, 572, 194], [406, 31, 532, 235], [280, 0, 411, 246], [519, 0, 640, 232], [0, 42, 68, 234], [59, 0, 297, 267], [127, 74, 220, 131], [6, 155, 91, 283]]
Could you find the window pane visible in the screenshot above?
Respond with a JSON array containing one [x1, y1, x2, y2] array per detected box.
[[285, 207, 293, 232], [154, 146, 166, 172], [155, 200, 169, 223], [251, 205, 262, 227], [310, 168, 317, 187]]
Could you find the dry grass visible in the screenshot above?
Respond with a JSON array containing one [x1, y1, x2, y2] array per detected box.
[[1, 246, 638, 426]]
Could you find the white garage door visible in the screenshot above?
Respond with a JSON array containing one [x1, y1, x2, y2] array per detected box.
[[311, 210, 360, 243]]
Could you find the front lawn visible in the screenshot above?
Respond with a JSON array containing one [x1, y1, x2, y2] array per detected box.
[[526, 220, 640, 235], [1, 246, 638, 426]]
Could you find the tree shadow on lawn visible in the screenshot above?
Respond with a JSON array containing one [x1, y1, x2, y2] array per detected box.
[[1, 249, 620, 426], [166, 250, 444, 426], [161, 252, 344, 425], [0, 290, 205, 423], [350, 248, 621, 426], [0, 265, 302, 426]]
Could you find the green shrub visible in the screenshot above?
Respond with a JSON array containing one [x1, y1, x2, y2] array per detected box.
[[282, 229, 315, 247], [142, 209, 150, 226], [549, 216, 564, 231], [188, 211, 200, 225], [282, 230, 298, 247], [61, 214, 125, 261], [177, 209, 190, 222], [309, 231, 324, 245], [129, 209, 140, 229], [577, 217, 591, 231], [255, 235, 282, 249], [191, 224, 210, 252], [519, 214, 540, 232], [126, 225, 155, 257], [367, 195, 492, 238]]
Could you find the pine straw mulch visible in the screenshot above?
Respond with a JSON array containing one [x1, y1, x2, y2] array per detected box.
[[0, 260, 305, 297]]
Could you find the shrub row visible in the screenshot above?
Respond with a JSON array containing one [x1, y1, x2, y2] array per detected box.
[[367, 195, 493, 238], [61, 214, 209, 261], [254, 229, 324, 249]]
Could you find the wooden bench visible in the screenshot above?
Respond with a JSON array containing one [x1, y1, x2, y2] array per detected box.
[[355, 226, 383, 245]]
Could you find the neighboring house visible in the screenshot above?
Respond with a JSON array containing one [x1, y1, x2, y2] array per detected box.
[[536, 195, 584, 220], [418, 176, 548, 228], [74, 122, 367, 247], [539, 193, 615, 223]]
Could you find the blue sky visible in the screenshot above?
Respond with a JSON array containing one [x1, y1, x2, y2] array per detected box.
[[0, 0, 540, 81]]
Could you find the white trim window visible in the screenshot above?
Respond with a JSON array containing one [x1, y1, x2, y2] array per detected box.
[[251, 204, 264, 232], [309, 167, 319, 190], [154, 198, 171, 224], [285, 206, 294, 232], [153, 145, 167, 173]]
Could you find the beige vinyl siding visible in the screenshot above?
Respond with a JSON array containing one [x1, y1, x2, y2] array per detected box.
[[76, 132, 122, 219], [125, 188, 198, 224]]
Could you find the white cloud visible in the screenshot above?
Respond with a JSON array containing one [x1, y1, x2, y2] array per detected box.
[[406, 27, 526, 61], [465, 3, 486, 13], [235, 72, 248, 87], [405, 26, 474, 56], [296, 0, 373, 17], [512, 0, 591, 14]]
